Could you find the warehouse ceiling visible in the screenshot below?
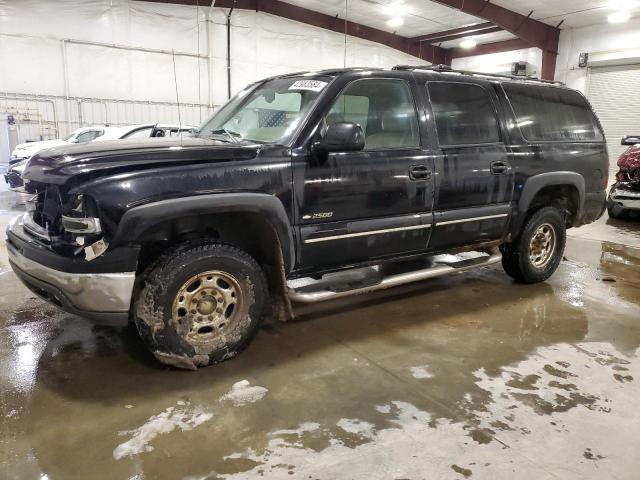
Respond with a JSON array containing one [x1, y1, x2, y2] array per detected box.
[[147, 0, 638, 79], [284, 0, 635, 36]]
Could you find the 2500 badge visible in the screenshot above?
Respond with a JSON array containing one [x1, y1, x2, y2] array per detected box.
[[302, 212, 334, 220]]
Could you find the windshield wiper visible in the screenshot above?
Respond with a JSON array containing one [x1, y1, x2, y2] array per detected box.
[[209, 128, 242, 144]]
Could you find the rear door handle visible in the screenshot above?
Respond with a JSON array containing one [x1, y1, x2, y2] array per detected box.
[[409, 165, 432, 180], [490, 161, 509, 175]]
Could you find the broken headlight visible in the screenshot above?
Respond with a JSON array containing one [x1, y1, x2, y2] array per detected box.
[[61, 194, 102, 235], [61, 194, 108, 260]]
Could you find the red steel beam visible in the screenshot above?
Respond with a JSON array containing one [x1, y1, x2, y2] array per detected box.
[[415, 25, 503, 44], [450, 37, 531, 58], [428, 0, 559, 79], [428, 0, 559, 53], [411, 21, 497, 42], [139, 0, 450, 64]]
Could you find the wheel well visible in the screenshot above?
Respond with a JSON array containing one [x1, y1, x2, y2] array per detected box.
[[135, 212, 284, 280], [527, 184, 580, 227]]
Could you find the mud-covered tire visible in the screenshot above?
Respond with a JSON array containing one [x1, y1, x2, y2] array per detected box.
[[607, 201, 630, 219], [133, 241, 268, 370], [500, 207, 566, 284]]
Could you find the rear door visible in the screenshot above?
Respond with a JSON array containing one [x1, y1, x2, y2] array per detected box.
[[295, 77, 435, 271], [425, 80, 514, 250]]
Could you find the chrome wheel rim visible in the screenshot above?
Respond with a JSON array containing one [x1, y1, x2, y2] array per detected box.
[[172, 270, 243, 343], [528, 223, 556, 268]]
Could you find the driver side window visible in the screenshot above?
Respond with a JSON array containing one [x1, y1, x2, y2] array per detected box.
[[325, 79, 420, 150]]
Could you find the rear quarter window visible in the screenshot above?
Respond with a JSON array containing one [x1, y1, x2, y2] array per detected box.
[[503, 83, 604, 142]]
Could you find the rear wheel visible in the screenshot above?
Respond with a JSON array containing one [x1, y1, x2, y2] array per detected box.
[[500, 207, 566, 284], [133, 241, 268, 370]]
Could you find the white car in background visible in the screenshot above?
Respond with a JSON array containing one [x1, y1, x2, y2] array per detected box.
[[9, 126, 107, 165], [5, 123, 195, 191]]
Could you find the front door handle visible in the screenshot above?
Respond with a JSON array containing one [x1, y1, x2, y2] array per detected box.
[[490, 161, 509, 175], [409, 165, 432, 180]]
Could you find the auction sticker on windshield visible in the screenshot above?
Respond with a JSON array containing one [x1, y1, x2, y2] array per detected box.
[[289, 80, 328, 92]]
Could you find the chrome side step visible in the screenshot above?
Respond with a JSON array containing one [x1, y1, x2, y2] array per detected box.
[[287, 250, 502, 304]]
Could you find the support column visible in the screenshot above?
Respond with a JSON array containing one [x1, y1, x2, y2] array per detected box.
[[541, 49, 557, 81]]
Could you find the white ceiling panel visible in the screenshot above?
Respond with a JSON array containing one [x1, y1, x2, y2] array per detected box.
[[491, 0, 636, 28], [279, 0, 634, 47], [283, 0, 485, 37]]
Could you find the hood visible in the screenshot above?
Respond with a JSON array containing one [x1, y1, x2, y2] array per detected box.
[[22, 136, 261, 186], [12, 139, 67, 158], [618, 145, 640, 170]]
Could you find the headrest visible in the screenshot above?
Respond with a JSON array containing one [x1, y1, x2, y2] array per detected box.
[[381, 111, 411, 132], [326, 112, 345, 125]]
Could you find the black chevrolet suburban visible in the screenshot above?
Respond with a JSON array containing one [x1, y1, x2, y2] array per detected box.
[[6, 66, 608, 369]]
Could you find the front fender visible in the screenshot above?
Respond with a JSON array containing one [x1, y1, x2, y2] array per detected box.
[[111, 193, 295, 272]]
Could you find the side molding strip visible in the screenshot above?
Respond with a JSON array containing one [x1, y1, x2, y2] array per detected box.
[[304, 212, 509, 244], [435, 213, 509, 226], [304, 224, 432, 244]]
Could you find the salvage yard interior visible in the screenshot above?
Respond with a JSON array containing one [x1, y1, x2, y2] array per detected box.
[[2, 1, 640, 479]]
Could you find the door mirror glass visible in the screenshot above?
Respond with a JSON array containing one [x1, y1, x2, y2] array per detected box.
[[319, 122, 365, 152], [621, 135, 640, 145]]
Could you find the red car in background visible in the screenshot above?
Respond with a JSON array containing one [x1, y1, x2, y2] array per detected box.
[[607, 135, 640, 219]]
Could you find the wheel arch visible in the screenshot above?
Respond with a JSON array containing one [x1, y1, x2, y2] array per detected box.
[[513, 172, 585, 235], [111, 193, 295, 274]]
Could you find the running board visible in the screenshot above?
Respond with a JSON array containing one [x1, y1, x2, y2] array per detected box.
[[287, 250, 502, 303]]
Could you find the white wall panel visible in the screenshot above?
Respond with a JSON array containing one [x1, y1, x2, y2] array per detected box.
[[0, 0, 421, 142], [555, 18, 640, 92], [451, 48, 542, 76]]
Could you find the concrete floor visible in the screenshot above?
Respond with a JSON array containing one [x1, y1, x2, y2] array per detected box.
[[1, 180, 639, 480]]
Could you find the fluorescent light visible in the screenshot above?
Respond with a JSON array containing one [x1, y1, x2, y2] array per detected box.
[[382, 1, 412, 16], [387, 17, 404, 28], [460, 39, 477, 49], [608, 11, 631, 22]]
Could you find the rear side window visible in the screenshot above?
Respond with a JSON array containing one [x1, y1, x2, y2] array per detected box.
[[428, 82, 501, 146], [503, 83, 603, 142]]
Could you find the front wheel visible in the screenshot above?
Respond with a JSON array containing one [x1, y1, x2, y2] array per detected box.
[[500, 207, 566, 284], [133, 241, 268, 370]]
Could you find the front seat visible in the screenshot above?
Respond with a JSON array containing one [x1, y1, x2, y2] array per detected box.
[[365, 110, 413, 149]]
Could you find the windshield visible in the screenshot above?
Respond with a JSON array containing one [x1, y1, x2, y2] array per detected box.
[[196, 76, 332, 144]]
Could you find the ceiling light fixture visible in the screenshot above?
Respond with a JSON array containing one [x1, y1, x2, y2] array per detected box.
[[387, 17, 404, 28], [608, 11, 631, 22], [460, 39, 477, 49], [382, 1, 412, 16]]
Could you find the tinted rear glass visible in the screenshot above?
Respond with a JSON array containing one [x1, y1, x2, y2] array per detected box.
[[428, 82, 501, 146], [504, 83, 603, 142]]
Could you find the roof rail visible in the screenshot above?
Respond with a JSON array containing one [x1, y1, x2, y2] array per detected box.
[[392, 64, 564, 85]]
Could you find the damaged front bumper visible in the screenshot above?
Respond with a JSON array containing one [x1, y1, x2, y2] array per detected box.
[[609, 184, 640, 211], [6, 215, 138, 325]]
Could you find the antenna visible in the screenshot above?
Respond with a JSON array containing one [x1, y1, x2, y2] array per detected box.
[[171, 49, 183, 146], [343, 0, 348, 68]]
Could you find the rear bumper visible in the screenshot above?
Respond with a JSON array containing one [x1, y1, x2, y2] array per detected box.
[[6, 216, 135, 326], [582, 190, 607, 223], [609, 185, 640, 210]]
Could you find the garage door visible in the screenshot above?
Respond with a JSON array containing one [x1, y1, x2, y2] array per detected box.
[[587, 64, 640, 183]]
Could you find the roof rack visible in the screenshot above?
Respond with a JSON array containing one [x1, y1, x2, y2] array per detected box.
[[392, 64, 564, 85]]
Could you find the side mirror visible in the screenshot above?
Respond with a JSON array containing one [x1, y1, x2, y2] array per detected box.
[[318, 122, 365, 153], [621, 135, 640, 146]]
